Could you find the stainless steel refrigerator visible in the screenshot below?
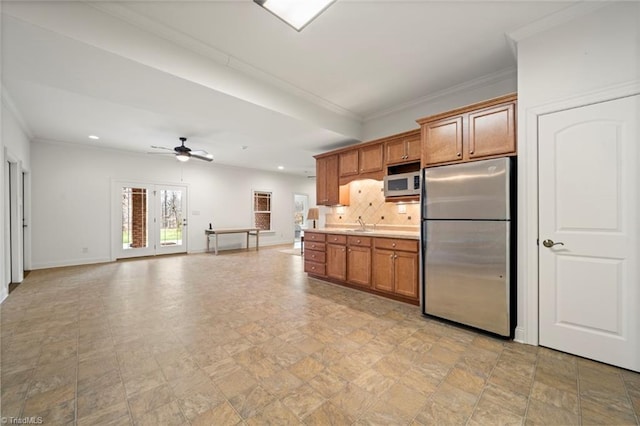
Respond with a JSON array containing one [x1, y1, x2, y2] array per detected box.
[[421, 157, 515, 337]]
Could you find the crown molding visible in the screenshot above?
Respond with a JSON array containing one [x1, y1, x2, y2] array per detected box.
[[1, 85, 34, 139], [506, 1, 611, 53], [364, 67, 517, 122], [88, 2, 361, 122]]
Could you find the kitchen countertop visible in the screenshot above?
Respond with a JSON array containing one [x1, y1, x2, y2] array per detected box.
[[305, 227, 420, 240]]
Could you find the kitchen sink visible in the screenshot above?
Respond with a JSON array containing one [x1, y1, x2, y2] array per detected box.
[[349, 229, 374, 233]]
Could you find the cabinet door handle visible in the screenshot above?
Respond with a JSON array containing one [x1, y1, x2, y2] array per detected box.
[[394, 255, 398, 259], [342, 248, 346, 252], [469, 150, 474, 155], [456, 152, 462, 157], [392, 243, 396, 247], [348, 249, 352, 252], [389, 254, 394, 259]]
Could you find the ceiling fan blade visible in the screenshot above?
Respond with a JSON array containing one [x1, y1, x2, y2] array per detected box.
[[146, 152, 173, 155], [150, 145, 174, 151], [190, 152, 214, 162]]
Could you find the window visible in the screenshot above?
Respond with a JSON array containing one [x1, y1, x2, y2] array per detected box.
[[253, 191, 272, 231]]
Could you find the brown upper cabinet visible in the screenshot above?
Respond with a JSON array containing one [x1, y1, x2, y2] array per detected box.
[[385, 130, 421, 165], [359, 143, 385, 174], [418, 94, 517, 167], [339, 142, 384, 184], [316, 155, 350, 206], [339, 150, 359, 177]]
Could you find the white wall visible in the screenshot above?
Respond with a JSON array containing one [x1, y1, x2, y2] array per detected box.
[[362, 72, 517, 140], [30, 140, 315, 269], [516, 1, 640, 343]]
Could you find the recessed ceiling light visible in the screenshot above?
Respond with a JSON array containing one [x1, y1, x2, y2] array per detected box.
[[278, 166, 284, 170], [88, 135, 100, 140], [254, 0, 336, 31]]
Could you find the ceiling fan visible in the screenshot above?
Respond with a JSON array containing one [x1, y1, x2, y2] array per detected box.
[[150, 137, 213, 162]]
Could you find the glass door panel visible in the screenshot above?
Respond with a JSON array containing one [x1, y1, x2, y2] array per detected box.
[[157, 185, 187, 255], [122, 187, 148, 250], [115, 182, 187, 259], [117, 184, 155, 258]]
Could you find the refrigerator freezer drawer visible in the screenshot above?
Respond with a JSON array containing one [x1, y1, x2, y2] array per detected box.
[[424, 220, 511, 336]]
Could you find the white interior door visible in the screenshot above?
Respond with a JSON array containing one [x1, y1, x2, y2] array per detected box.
[[115, 182, 188, 259], [538, 95, 639, 372]]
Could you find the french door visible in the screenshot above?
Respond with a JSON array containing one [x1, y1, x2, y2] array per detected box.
[[114, 182, 188, 259], [538, 95, 639, 371]]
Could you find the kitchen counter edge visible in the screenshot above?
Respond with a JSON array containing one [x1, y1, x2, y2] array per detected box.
[[304, 228, 419, 240]]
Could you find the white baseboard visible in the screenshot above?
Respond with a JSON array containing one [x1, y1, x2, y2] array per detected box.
[[192, 238, 294, 254], [0, 285, 8, 304], [514, 326, 527, 344], [34, 240, 296, 268], [31, 256, 113, 270]]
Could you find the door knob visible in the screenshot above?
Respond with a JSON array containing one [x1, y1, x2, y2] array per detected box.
[[543, 239, 564, 248]]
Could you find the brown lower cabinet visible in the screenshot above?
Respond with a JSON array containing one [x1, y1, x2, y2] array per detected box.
[[304, 231, 419, 304], [326, 243, 347, 281], [326, 235, 372, 286], [372, 238, 419, 299], [347, 236, 371, 287], [304, 232, 327, 276]]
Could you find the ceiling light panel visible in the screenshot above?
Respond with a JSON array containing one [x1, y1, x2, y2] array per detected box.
[[254, 0, 336, 31]]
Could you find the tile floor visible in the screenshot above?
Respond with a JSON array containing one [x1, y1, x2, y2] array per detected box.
[[1, 246, 639, 425]]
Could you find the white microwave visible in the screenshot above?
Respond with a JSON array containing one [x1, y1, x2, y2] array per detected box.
[[383, 171, 421, 197]]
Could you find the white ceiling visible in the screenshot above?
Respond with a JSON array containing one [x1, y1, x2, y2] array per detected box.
[[1, 0, 580, 175]]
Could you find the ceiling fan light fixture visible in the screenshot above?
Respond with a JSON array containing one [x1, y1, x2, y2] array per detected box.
[[254, 0, 336, 31], [176, 153, 190, 162]]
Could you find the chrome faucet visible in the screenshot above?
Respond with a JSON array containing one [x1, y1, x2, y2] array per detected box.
[[357, 218, 366, 231]]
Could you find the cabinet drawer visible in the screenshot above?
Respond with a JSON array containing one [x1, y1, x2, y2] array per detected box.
[[304, 232, 326, 242], [374, 238, 418, 252], [326, 234, 347, 244], [304, 250, 326, 263], [347, 235, 372, 247], [304, 241, 326, 252], [304, 261, 326, 276]]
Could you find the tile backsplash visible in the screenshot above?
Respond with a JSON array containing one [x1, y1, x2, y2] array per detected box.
[[323, 179, 419, 229]]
